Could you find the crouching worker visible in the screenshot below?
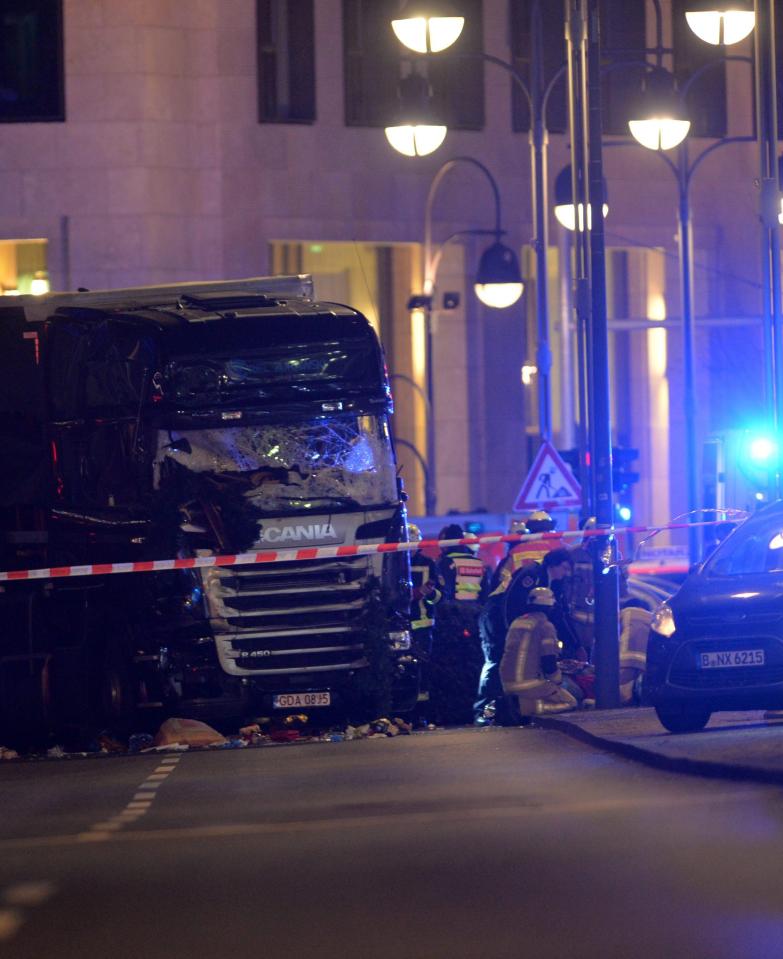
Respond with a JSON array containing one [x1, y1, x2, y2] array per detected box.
[[499, 587, 578, 718], [619, 603, 652, 705]]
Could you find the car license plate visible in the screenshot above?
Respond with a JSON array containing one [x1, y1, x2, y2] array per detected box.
[[273, 692, 331, 709], [699, 649, 765, 669]]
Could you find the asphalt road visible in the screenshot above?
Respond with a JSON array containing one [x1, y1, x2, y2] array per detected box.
[[0, 726, 781, 959]]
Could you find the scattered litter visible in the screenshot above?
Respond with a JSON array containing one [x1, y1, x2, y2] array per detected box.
[[46, 745, 66, 759], [128, 733, 155, 754], [269, 728, 300, 743], [97, 732, 126, 754], [0, 746, 19, 760], [284, 713, 308, 727], [154, 718, 227, 749]]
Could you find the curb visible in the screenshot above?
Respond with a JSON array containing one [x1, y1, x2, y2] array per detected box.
[[533, 714, 783, 785]]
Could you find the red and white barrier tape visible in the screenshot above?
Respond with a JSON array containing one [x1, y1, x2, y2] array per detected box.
[[0, 520, 730, 584]]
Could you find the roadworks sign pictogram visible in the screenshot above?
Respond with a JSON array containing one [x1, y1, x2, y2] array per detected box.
[[513, 441, 582, 511]]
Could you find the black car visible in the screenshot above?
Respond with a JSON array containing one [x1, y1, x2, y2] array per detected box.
[[645, 500, 783, 732]]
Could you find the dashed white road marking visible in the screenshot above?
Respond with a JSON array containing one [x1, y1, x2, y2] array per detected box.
[[0, 881, 57, 942], [3, 881, 56, 907], [81, 756, 184, 839]]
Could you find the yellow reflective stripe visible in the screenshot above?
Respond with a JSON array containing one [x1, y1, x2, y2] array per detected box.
[[412, 617, 434, 628], [619, 651, 647, 667]]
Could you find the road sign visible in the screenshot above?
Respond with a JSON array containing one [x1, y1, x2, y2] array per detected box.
[[513, 441, 582, 511]]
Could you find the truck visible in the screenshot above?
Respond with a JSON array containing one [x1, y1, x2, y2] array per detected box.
[[0, 275, 416, 741]]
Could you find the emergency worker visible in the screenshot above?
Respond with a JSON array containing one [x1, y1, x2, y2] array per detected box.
[[490, 519, 530, 595], [473, 572, 516, 725], [618, 604, 652, 704], [474, 548, 575, 725], [428, 524, 488, 725], [499, 587, 578, 717], [436, 524, 490, 604], [409, 524, 441, 658], [503, 549, 576, 638], [505, 510, 565, 565]]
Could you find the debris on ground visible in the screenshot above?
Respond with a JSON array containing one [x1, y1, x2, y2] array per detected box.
[[154, 717, 228, 749], [96, 732, 126, 754], [3, 713, 434, 761]]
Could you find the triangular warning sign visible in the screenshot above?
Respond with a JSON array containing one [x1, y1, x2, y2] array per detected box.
[[513, 441, 582, 511]]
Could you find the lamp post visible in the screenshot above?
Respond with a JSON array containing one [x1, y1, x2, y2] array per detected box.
[[750, 0, 783, 497], [411, 155, 524, 515], [616, 0, 781, 552], [389, 1, 565, 444]]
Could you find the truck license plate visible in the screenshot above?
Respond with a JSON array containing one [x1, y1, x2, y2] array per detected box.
[[699, 649, 765, 669], [273, 692, 331, 709]]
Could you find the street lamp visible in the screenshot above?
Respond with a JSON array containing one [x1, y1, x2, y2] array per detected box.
[[685, 0, 782, 498], [410, 156, 523, 514], [389, 1, 563, 442], [553, 164, 608, 232], [628, 70, 691, 151], [391, 0, 465, 54], [685, 0, 755, 45], [384, 72, 447, 158], [474, 242, 524, 308]]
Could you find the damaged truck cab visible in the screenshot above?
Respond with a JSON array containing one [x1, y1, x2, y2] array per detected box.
[[0, 276, 415, 736]]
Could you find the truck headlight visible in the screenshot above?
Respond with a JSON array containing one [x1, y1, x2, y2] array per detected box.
[[650, 602, 676, 638], [388, 630, 412, 651]]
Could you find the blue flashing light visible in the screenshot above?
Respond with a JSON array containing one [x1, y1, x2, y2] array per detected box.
[[617, 505, 632, 522], [749, 436, 777, 465]]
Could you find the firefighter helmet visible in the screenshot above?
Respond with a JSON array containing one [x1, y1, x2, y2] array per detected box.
[[525, 510, 555, 533], [527, 586, 556, 608], [408, 523, 422, 543]]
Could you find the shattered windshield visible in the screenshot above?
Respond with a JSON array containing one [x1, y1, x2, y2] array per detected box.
[[154, 414, 397, 512]]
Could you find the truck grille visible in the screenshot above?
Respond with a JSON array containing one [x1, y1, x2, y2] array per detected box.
[[202, 557, 372, 678]]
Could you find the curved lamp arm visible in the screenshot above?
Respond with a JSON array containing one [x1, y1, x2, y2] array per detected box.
[[424, 156, 503, 293]]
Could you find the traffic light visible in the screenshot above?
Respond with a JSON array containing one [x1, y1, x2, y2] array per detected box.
[[612, 447, 640, 492], [558, 447, 639, 488]]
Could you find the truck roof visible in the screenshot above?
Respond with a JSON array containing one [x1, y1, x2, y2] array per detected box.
[[2, 275, 316, 325]]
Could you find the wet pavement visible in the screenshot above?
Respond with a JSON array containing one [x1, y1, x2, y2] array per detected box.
[[536, 706, 783, 782]]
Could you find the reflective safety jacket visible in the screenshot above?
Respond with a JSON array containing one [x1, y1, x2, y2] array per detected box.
[[619, 605, 652, 703], [491, 538, 566, 595], [438, 548, 490, 603], [499, 611, 561, 694], [411, 550, 441, 629]]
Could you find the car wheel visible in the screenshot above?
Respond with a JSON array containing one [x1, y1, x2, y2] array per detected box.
[[655, 704, 711, 734]]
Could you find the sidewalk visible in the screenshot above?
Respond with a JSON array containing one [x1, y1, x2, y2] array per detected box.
[[535, 707, 783, 783]]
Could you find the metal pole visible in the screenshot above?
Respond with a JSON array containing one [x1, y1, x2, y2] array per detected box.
[[565, 0, 593, 519], [677, 147, 701, 562], [423, 306, 437, 515], [531, 0, 552, 441], [754, 0, 783, 497], [584, 0, 619, 708], [558, 227, 576, 450], [421, 156, 506, 515]]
